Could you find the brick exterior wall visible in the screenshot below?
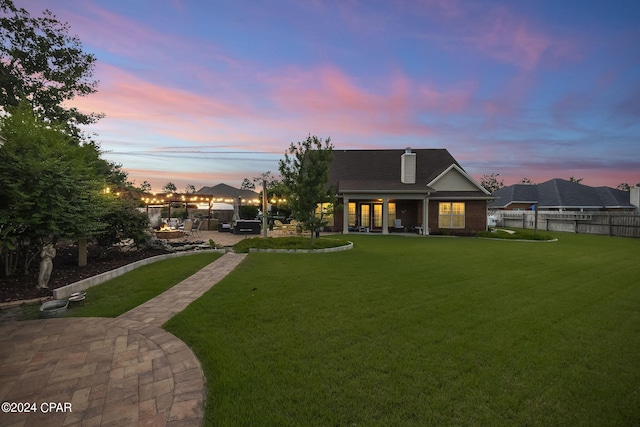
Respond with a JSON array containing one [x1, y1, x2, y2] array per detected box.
[[327, 198, 488, 234], [429, 200, 487, 235]]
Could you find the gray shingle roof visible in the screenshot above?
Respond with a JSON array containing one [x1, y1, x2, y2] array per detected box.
[[489, 179, 633, 209], [328, 149, 461, 194]]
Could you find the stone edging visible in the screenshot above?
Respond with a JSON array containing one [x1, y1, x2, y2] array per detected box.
[[249, 241, 353, 254], [53, 249, 226, 300]]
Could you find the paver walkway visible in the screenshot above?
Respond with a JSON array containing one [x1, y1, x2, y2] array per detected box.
[[0, 252, 246, 427]]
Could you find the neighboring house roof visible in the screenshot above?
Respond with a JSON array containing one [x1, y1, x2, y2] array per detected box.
[[196, 183, 259, 201], [489, 179, 634, 209], [328, 148, 490, 198]]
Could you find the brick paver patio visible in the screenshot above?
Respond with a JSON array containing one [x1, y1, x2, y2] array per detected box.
[[0, 252, 246, 427]]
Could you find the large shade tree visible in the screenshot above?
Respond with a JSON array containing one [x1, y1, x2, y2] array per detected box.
[[0, 103, 105, 276], [0, 0, 101, 140], [278, 135, 335, 242]]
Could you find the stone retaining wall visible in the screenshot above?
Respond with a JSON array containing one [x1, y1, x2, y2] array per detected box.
[[248, 241, 353, 254]]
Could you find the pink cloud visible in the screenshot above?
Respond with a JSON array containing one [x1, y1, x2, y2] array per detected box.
[[409, 4, 579, 71], [266, 65, 476, 138], [66, 63, 253, 133], [469, 7, 550, 70], [419, 82, 475, 114]]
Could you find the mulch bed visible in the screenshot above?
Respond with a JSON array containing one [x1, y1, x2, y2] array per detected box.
[[0, 244, 169, 304]]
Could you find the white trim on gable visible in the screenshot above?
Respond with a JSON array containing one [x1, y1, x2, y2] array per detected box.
[[428, 164, 491, 195]]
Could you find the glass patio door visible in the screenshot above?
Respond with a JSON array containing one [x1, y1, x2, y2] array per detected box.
[[360, 203, 383, 230], [372, 204, 382, 228], [360, 204, 370, 230]]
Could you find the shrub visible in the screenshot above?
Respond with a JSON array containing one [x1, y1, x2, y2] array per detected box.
[[476, 228, 554, 241], [94, 198, 151, 254]]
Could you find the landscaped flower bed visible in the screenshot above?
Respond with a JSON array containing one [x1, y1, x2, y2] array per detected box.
[[233, 236, 351, 253], [476, 228, 555, 241]]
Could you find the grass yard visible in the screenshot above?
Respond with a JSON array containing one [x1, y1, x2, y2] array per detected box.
[[67, 252, 222, 318], [165, 233, 640, 426]]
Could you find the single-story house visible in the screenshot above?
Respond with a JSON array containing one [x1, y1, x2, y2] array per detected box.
[[325, 148, 493, 235], [489, 179, 637, 212]]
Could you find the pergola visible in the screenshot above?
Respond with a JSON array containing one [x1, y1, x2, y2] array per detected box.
[[141, 192, 261, 227]]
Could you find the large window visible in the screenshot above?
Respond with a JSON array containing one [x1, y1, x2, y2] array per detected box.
[[388, 202, 396, 225], [439, 202, 465, 229]]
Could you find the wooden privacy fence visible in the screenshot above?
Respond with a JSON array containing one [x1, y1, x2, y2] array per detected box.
[[496, 211, 640, 238]]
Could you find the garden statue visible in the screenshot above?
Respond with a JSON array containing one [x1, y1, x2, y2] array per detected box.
[[37, 244, 56, 289]]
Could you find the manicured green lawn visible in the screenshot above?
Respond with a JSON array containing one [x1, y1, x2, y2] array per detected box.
[[165, 233, 640, 426], [67, 252, 222, 317]]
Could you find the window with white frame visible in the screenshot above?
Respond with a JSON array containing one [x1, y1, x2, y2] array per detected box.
[[388, 202, 396, 225], [439, 202, 465, 228]]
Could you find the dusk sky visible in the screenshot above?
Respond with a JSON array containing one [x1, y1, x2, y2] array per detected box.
[[25, 0, 640, 191]]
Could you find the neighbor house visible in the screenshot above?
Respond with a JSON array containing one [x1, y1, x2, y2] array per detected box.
[[324, 148, 493, 235], [489, 179, 637, 212]]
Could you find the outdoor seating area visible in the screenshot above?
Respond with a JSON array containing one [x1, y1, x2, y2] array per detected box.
[[155, 217, 208, 239], [273, 219, 301, 235]]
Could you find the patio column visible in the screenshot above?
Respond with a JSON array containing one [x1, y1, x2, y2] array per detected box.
[[343, 196, 350, 234], [382, 197, 389, 234]]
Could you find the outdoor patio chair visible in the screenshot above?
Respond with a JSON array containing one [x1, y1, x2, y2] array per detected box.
[[289, 220, 302, 235], [393, 218, 404, 232], [192, 218, 204, 237], [182, 219, 193, 238]]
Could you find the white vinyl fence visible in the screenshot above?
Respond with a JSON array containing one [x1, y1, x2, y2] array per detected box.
[[495, 211, 640, 238]]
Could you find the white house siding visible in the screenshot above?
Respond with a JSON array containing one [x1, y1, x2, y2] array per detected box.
[[431, 169, 479, 192]]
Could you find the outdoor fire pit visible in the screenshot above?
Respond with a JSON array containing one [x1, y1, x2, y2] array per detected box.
[[155, 230, 183, 239], [155, 224, 183, 239]]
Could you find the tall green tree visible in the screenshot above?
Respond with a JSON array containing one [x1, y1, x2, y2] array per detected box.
[[278, 135, 335, 242], [0, 0, 101, 139], [0, 102, 105, 276]]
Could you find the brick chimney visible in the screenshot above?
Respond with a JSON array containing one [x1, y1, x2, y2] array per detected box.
[[401, 148, 416, 184]]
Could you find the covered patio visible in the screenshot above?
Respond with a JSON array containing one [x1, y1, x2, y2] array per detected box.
[[340, 193, 430, 235]]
